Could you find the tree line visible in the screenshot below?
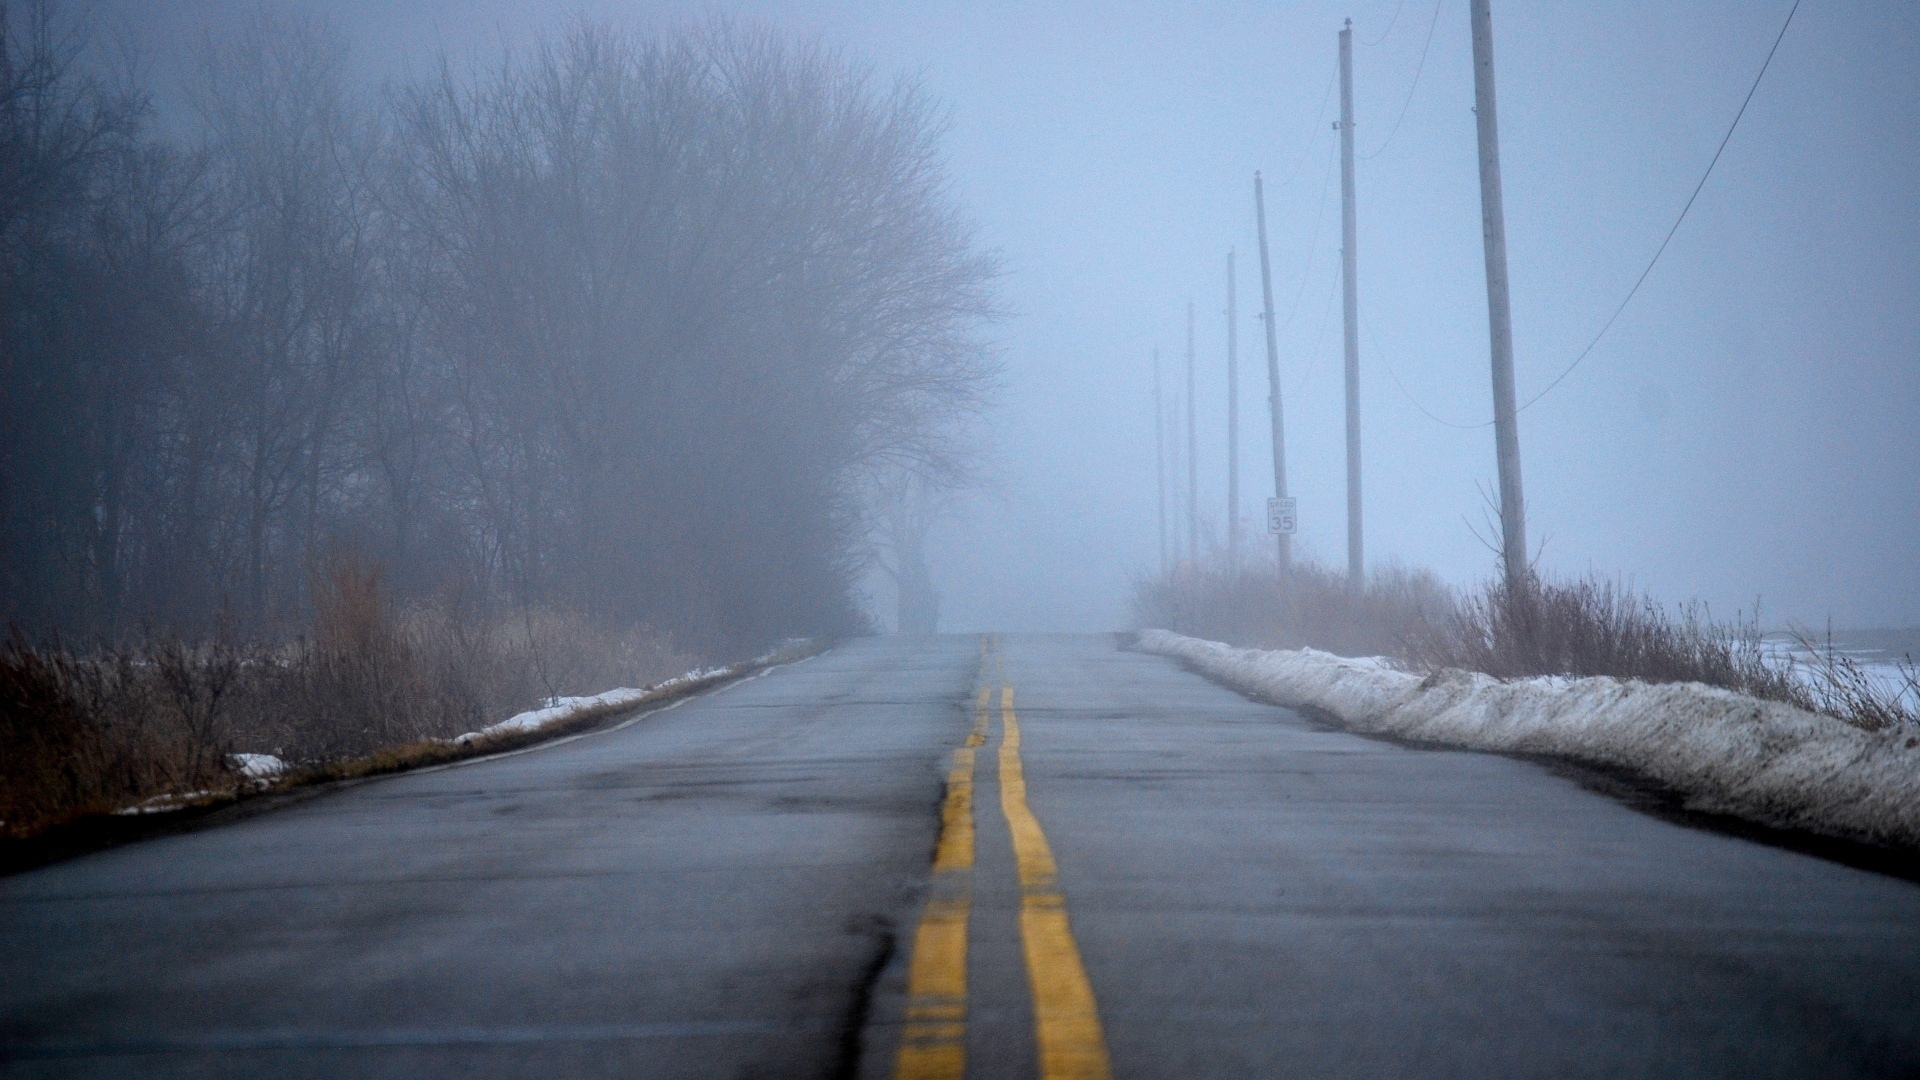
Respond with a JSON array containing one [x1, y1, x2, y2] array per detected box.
[[0, 4, 997, 655]]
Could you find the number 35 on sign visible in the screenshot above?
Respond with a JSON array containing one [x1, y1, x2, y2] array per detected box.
[[1267, 497, 1297, 535]]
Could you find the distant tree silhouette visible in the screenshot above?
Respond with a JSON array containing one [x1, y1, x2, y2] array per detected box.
[[0, 5, 997, 655]]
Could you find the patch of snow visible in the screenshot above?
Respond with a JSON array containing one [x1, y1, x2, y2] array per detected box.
[[649, 666, 730, 690], [113, 790, 217, 815], [99, 643, 816, 819], [453, 686, 658, 744], [1138, 629, 1920, 849], [448, 660, 754, 745], [228, 753, 285, 779], [448, 641, 816, 744]]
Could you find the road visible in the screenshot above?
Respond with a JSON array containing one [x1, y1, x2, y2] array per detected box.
[[4, 633, 1920, 1078]]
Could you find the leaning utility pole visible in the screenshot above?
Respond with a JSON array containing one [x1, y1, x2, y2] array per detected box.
[[1338, 19, 1364, 592], [1254, 172, 1291, 568], [1154, 345, 1168, 576], [1225, 250, 1240, 574], [1470, 0, 1528, 593], [1185, 300, 1200, 571]]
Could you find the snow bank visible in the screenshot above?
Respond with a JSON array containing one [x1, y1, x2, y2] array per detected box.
[[1138, 629, 1920, 849]]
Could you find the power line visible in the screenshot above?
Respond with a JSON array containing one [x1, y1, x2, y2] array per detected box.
[[1515, 0, 1802, 413], [1270, 60, 1340, 193], [1363, 309, 1487, 429], [1288, 260, 1345, 396], [1277, 139, 1341, 335], [1376, 0, 1803, 430], [1360, 0, 1410, 47], [1359, 0, 1445, 161]]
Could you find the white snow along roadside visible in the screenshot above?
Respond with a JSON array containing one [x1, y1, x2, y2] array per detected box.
[[447, 641, 811, 745], [107, 643, 810, 817], [450, 674, 723, 744], [1138, 629, 1920, 850]]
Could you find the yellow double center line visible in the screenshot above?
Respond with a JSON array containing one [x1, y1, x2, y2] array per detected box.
[[895, 637, 1111, 1080], [1000, 685, 1112, 1080], [894, 686, 990, 1079]]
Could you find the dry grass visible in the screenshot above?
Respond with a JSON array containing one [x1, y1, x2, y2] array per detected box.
[[0, 634, 238, 836], [1407, 573, 1799, 700], [1135, 559, 1913, 733], [1780, 631, 1920, 732], [1133, 559, 1454, 660], [0, 557, 706, 840], [230, 557, 700, 762]]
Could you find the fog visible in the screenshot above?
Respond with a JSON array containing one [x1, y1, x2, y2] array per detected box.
[[78, 0, 1920, 634]]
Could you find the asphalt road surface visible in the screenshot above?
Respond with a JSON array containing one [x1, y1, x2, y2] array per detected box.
[[5, 633, 1920, 1078]]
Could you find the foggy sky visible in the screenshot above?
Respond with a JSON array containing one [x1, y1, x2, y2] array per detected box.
[[104, 0, 1920, 632]]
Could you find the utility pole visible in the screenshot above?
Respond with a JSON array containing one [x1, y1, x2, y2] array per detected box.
[[1254, 172, 1291, 569], [1470, 0, 1528, 593], [1185, 300, 1199, 572], [1154, 345, 1168, 577], [1225, 250, 1240, 574], [1338, 19, 1364, 592]]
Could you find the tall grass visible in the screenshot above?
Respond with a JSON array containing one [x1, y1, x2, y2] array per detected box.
[[0, 559, 701, 839], [1780, 631, 1920, 733], [1134, 557, 1915, 732], [1407, 573, 1798, 699], [0, 634, 238, 837], [1133, 559, 1454, 660]]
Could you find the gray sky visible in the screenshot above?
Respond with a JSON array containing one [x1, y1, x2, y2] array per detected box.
[[109, 0, 1920, 632]]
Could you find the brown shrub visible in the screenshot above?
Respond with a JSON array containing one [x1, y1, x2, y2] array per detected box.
[[0, 633, 239, 837], [1134, 558, 1910, 731], [1133, 558, 1454, 660], [1406, 573, 1798, 699], [1781, 630, 1919, 732], [1, 558, 705, 838], [0, 637, 109, 835], [225, 558, 702, 761]]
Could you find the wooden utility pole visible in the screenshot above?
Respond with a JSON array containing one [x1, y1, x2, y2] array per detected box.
[[1185, 300, 1199, 570], [1338, 19, 1364, 592], [1471, 0, 1528, 592], [1254, 172, 1291, 568], [1154, 345, 1168, 576], [1225, 250, 1240, 574]]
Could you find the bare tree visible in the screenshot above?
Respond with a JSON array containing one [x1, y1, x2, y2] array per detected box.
[[191, 9, 382, 628], [391, 20, 997, 653], [0, 0, 170, 635], [870, 470, 951, 635], [1, 9, 998, 656]]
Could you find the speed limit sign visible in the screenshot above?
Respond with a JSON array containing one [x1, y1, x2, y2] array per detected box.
[[1267, 497, 1297, 535]]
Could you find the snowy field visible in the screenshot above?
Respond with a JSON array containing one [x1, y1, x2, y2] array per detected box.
[[1761, 629, 1920, 711], [1139, 630, 1920, 850]]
